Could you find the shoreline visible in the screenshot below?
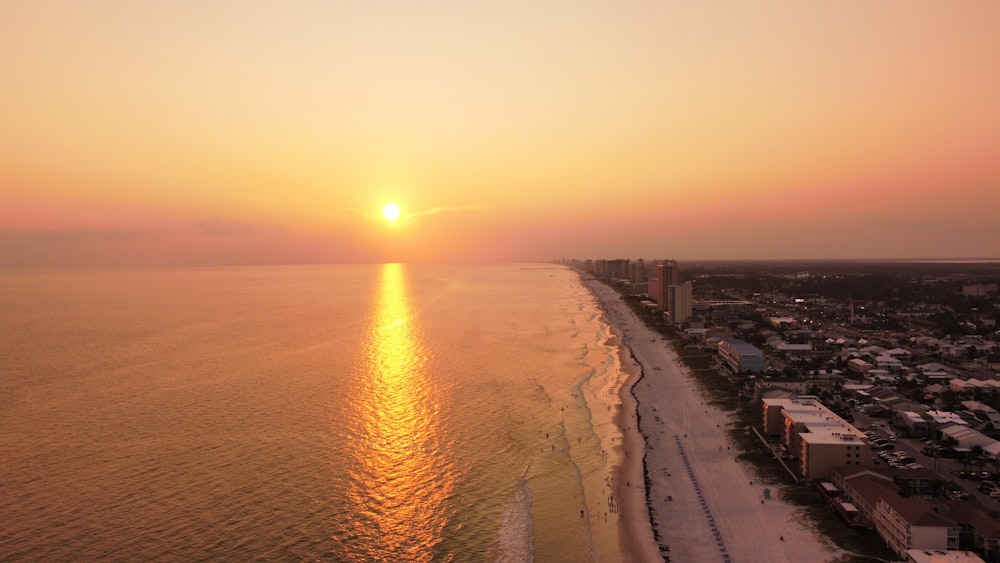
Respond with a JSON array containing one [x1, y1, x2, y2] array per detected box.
[[607, 311, 661, 562], [581, 274, 843, 563]]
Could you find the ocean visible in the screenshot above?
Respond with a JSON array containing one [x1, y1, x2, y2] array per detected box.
[[0, 264, 633, 561]]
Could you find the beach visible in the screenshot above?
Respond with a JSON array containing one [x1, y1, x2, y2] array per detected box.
[[584, 277, 843, 563]]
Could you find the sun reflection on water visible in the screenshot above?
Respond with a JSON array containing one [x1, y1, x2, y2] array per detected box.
[[342, 263, 454, 561]]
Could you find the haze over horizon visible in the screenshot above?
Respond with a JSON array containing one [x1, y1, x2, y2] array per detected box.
[[3, 2, 999, 266]]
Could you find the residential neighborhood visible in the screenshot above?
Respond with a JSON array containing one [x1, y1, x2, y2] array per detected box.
[[572, 258, 1000, 562]]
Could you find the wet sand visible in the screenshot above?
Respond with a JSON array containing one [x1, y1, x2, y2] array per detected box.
[[583, 276, 843, 563]]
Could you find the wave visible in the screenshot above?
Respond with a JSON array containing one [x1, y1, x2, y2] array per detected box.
[[492, 470, 533, 563]]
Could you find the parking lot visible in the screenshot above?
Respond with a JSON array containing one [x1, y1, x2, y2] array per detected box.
[[850, 407, 998, 506]]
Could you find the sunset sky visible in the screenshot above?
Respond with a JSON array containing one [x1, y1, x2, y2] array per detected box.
[[2, 1, 999, 266]]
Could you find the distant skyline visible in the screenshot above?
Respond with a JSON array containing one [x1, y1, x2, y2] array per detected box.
[[2, 2, 999, 266]]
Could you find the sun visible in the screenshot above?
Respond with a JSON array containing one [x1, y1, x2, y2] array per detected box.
[[382, 202, 401, 223]]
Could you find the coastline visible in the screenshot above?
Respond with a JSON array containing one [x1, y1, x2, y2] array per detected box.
[[608, 316, 662, 562], [581, 274, 843, 563]]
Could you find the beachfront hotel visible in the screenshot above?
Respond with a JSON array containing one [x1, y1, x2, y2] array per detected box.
[[647, 260, 694, 324], [647, 260, 678, 309], [763, 397, 872, 479], [666, 281, 693, 324]]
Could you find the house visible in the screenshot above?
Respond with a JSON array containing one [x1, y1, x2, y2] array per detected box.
[[850, 358, 875, 375], [868, 369, 898, 384], [860, 345, 889, 358], [952, 379, 978, 394], [979, 381, 1000, 394], [961, 401, 1000, 426], [919, 362, 958, 375], [887, 348, 914, 361], [807, 368, 844, 380], [927, 411, 969, 430], [899, 412, 931, 437], [926, 372, 958, 385], [843, 383, 876, 400], [876, 355, 905, 372], [925, 383, 946, 398]]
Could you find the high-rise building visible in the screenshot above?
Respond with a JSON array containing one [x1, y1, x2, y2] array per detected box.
[[606, 259, 629, 281], [595, 259, 630, 281], [659, 260, 679, 286], [628, 259, 646, 284], [667, 281, 693, 324], [648, 259, 678, 309]]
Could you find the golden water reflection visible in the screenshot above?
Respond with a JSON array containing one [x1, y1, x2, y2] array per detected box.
[[344, 263, 454, 562]]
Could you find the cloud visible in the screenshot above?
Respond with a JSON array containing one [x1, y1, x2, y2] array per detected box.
[[0, 229, 147, 267], [182, 217, 283, 237], [406, 205, 486, 219], [337, 204, 487, 223], [0, 229, 144, 243]]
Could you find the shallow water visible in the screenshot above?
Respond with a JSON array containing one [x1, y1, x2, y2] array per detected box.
[[0, 264, 631, 561]]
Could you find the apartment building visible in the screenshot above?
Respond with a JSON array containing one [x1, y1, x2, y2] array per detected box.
[[762, 397, 871, 479], [832, 468, 959, 559], [648, 260, 679, 309], [597, 259, 630, 281], [800, 431, 871, 479], [628, 258, 646, 284], [667, 281, 693, 324]]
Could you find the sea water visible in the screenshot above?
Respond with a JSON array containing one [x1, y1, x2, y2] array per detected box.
[[0, 264, 632, 561]]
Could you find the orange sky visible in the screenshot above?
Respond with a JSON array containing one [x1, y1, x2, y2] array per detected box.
[[2, 1, 999, 265]]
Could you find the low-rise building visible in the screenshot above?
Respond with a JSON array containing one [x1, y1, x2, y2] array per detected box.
[[939, 424, 996, 452], [833, 468, 959, 558], [899, 411, 931, 437], [944, 502, 1000, 563], [801, 431, 871, 479], [906, 550, 984, 563], [886, 347, 913, 361], [762, 397, 870, 479], [849, 358, 874, 374], [960, 379, 986, 393], [718, 337, 765, 373], [876, 354, 905, 372], [962, 401, 1000, 426]]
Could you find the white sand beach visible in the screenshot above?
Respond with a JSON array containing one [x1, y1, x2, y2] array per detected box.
[[584, 277, 843, 563]]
